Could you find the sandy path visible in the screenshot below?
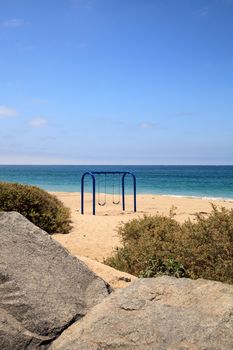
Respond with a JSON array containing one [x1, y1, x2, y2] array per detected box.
[[52, 192, 233, 262]]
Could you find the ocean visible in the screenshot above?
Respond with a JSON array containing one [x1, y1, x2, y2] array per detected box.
[[0, 165, 233, 200]]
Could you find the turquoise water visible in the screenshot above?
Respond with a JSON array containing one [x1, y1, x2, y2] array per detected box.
[[0, 165, 233, 199]]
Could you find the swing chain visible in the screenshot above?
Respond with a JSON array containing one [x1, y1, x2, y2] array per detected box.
[[98, 173, 106, 206], [113, 173, 120, 205]]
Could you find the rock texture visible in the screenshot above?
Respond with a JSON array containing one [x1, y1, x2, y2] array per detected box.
[[0, 212, 110, 349], [50, 276, 233, 350], [77, 256, 137, 289]]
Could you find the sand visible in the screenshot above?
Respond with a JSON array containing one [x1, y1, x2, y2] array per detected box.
[[53, 192, 233, 262]]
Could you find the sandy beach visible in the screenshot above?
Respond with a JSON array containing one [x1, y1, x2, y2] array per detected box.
[[53, 192, 233, 262]]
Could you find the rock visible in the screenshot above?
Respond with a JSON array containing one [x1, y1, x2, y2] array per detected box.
[[77, 256, 137, 289], [0, 212, 110, 349], [49, 276, 233, 350]]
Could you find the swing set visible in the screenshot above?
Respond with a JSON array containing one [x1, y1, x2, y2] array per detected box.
[[81, 171, 136, 215]]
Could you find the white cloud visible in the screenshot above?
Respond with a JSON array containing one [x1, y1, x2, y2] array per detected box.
[[0, 105, 19, 118], [29, 117, 48, 128], [70, 0, 95, 10], [176, 112, 193, 117], [2, 18, 24, 28], [139, 122, 156, 129], [196, 7, 209, 17], [30, 98, 48, 105]]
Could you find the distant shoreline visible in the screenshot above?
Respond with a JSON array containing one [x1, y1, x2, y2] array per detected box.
[[51, 191, 233, 203]]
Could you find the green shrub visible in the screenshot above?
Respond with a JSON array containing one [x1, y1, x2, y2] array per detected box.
[[0, 182, 72, 234], [105, 215, 183, 276], [179, 205, 233, 283], [140, 257, 188, 278], [105, 206, 233, 284]]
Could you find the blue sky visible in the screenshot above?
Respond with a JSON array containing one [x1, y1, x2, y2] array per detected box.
[[0, 0, 233, 165]]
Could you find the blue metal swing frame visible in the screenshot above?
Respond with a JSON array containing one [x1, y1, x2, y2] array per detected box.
[[81, 171, 137, 215]]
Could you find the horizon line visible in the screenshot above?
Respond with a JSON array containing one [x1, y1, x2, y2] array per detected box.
[[0, 164, 233, 167]]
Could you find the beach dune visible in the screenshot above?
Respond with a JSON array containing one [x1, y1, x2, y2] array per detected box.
[[53, 192, 233, 262]]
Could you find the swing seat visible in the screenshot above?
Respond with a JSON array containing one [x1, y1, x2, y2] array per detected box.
[[112, 200, 120, 205], [98, 201, 106, 206]]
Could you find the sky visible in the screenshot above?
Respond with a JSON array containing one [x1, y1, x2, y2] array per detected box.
[[0, 0, 233, 165]]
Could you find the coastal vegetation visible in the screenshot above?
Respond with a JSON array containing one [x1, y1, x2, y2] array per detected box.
[[0, 182, 72, 234], [105, 205, 233, 284]]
